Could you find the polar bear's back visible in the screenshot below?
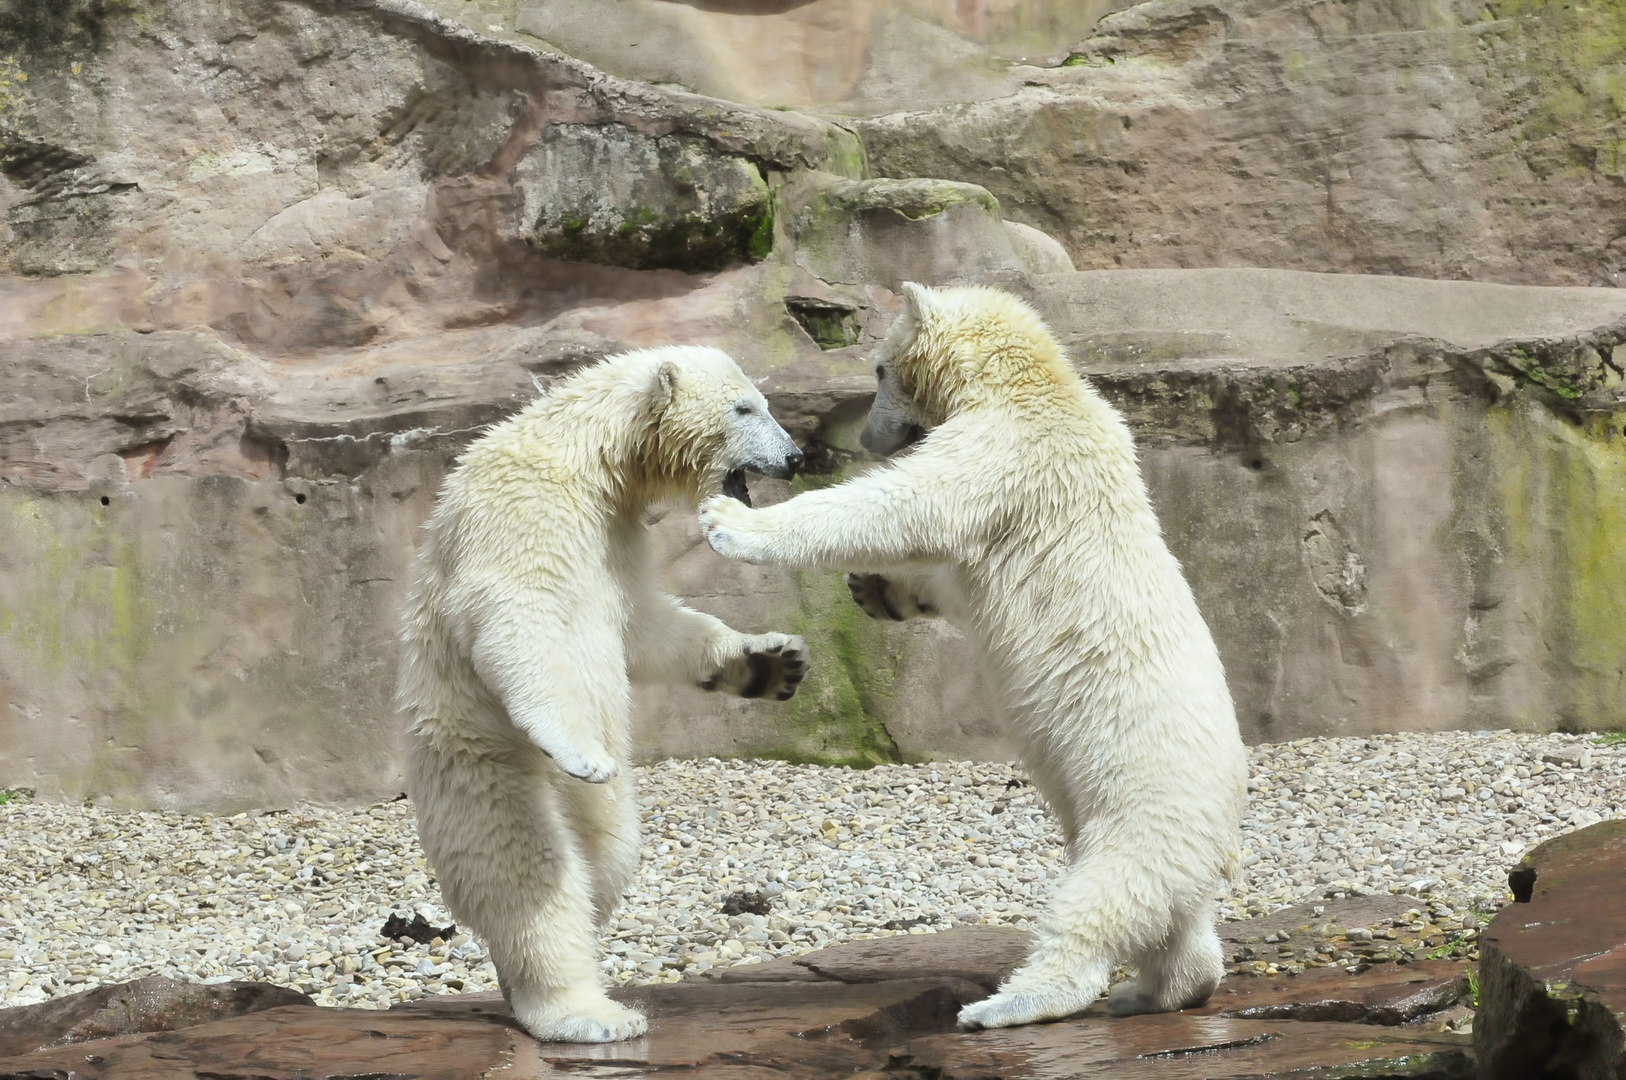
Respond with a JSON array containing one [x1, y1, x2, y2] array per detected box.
[[947, 394, 1244, 809]]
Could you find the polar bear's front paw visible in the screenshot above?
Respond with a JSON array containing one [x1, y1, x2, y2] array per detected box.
[[956, 986, 1095, 1031], [549, 743, 620, 784], [514, 993, 648, 1043], [846, 573, 934, 621], [698, 495, 770, 564], [699, 633, 809, 700]]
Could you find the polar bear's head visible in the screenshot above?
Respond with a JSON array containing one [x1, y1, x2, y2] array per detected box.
[[861, 282, 1072, 456], [639, 345, 803, 505]]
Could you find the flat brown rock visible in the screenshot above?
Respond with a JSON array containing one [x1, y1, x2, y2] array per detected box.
[[714, 926, 1032, 991], [0, 976, 312, 1058], [895, 1013, 1473, 1079], [1476, 819, 1626, 1080], [397, 977, 985, 1073], [0, 1004, 514, 1080], [0, 948, 1480, 1079], [1219, 894, 1425, 944], [1197, 961, 1469, 1025]]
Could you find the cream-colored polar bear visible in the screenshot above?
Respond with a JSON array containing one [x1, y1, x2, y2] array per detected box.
[[398, 346, 809, 1043], [699, 285, 1246, 1030]]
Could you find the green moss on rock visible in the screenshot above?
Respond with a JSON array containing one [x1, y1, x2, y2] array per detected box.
[[815, 177, 1000, 221], [755, 566, 902, 769], [0, 0, 127, 57], [1490, 398, 1626, 729], [523, 126, 773, 271]]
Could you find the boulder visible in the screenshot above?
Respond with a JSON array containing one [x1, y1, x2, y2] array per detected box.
[[1476, 819, 1626, 1080], [856, 0, 1626, 287], [1201, 962, 1468, 1026], [0, 933, 1477, 1079], [791, 175, 1026, 290], [0, 976, 311, 1058], [515, 125, 772, 271], [3, 0, 1626, 805], [713, 924, 1033, 991]]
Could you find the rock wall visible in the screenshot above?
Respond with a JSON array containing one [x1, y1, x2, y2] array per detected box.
[[858, 0, 1626, 286], [0, 0, 1623, 808]]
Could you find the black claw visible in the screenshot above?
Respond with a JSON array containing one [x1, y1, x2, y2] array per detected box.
[[767, 643, 783, 653], [699, 676, 719, 691], [776, 689, 794, 701]]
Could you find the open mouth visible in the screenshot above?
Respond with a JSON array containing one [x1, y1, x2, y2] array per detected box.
[[722, 469, 752, 507]]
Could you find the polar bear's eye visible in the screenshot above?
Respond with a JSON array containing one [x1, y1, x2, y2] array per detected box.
[[734, 403, 753, 416], [875, 365, 885, 380]]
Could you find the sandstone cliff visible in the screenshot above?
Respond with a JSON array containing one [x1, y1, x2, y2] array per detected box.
[[0, 0, 1622, 807]]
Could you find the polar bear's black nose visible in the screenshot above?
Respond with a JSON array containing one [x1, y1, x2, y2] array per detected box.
[[785, 450, 804, 476]]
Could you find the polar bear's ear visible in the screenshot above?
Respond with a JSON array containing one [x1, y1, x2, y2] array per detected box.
[[650, 359, 679, 410], [900, 282, 936, 321]]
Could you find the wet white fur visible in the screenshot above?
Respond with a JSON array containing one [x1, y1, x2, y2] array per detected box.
[[399, 346, 803, 1043], [700, 285, 1247, 1030]]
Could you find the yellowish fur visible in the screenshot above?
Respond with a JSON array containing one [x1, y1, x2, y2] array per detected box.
[[701, 285, 1247, 1030], [400, 346, 807, 1043]]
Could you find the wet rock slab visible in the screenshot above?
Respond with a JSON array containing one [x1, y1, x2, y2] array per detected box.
[[1198, 961, 1468, 1025], [895, 1015, 1473, 1079], [0, 926, 1475, 1079], [710, 923, 1032, 990], [0, 976, 310, 1058], [1476, 818, 1626, 1080]]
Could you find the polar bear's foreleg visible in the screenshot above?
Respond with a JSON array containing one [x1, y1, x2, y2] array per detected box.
[[1106, 896, 1223, 1017], [627, 593, 809, 701], [957, 850, 1170, 1030], [408, 744, 646, 1043], [470, 612, 621, 784], [845, 567, 963, 622], [698, 443, 995, 569]]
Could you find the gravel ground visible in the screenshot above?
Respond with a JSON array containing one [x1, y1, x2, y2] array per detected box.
[[2, 730, 1621, 1010]]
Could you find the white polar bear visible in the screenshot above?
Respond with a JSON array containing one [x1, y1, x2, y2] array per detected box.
[[398, 346, 810, 1043], [699, 284, 1247, 1030]]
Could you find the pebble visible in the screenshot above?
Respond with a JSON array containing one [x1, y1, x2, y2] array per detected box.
[[1, 730, 1620, 1009]]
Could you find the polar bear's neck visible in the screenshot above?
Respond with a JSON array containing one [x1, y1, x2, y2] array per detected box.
[[476, 354, 696, 511]]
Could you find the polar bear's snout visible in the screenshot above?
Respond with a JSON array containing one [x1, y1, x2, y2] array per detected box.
[[726, 398, 804, 481]]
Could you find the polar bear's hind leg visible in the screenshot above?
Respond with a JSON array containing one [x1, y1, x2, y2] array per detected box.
[[1106, 897, 1224, 1017], [957, 850, 1168, 1031], [410, 745, 646, 1043]]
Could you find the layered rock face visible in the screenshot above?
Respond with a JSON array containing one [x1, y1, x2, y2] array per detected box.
[[0, 0, 1623, 807], [858, 0, 1626, 286]]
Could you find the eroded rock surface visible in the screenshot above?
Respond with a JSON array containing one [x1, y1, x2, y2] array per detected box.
[[1, 0, 1625, 805], [858, 0, 1626, 286], [0, 927, 1476, 1079], [1476, 819, 1626, 1080], [0, 976, 311, 1058]]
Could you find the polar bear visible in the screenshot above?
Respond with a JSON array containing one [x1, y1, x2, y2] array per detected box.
[[398, 346, 810, 1043], [699, 284, 1247, 1030]]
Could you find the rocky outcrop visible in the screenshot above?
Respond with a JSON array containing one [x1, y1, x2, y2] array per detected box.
[[0, 976, 311, 1058], [857, 0, 1626, 286], [1, 0, 1624, 806], [1476, 820, 1626, 1080], [0, 928, 1475, 1078]]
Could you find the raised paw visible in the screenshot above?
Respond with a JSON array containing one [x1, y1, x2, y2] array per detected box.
[[513, 993, 648, 1043], [846, 573, 933, 621], [698, 495, 768, 564], [699, 633, 809, 701]]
